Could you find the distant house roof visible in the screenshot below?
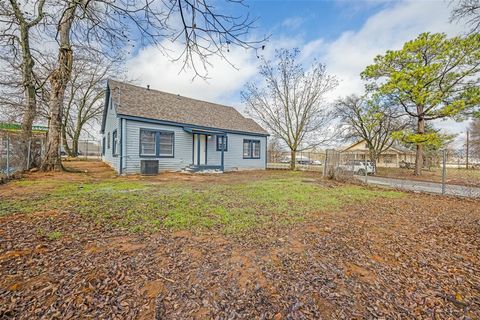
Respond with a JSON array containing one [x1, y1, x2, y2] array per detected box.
[[104, 79, 268, 136], [342, 139, 415, 154]]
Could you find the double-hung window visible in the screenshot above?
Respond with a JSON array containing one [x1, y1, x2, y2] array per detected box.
[[216, 135, 228, 151], [112, 130, 118, 156], [107, 132, 110, 149], [140, 129, 156, 156], [159, 131, 174, 157], [140, 129, 174, 157], [102, 137, 106, 155], [243, 139, 261, 159]]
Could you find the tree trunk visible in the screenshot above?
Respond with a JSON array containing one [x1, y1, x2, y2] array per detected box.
[[61, 128, 73, 157], [290, 149, 296, 170], [18, 24, 37, 170], [41, 3, 76, 170], [369, 150, 377, 173], [414, 116, 425, 176], [72, 130, 80, 156], [20, 91, 35, 169]]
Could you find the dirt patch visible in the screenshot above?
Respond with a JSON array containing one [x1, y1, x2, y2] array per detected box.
[[0, 249, 32, 261], [228, 249, 270, 292], [344, 263, 376, 283], [142, 279, 166, 298], [103, 236, 147, 253]]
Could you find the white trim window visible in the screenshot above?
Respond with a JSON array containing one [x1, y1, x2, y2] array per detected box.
[[159, 132, 174, 157], [140, 129, 156, 156], [112, 130, 118, 157], [243, 139, 260, 159]]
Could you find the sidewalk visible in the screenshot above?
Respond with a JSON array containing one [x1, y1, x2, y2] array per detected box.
[[357, 175, 480, 198]]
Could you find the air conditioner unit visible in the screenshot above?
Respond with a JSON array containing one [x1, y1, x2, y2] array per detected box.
[[140, 160, 159, 175]]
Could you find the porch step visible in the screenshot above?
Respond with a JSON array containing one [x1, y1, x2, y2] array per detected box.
[[186, 165, 223, 173]]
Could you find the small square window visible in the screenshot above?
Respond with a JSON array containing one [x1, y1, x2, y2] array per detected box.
[[216, 135, 228, 151]]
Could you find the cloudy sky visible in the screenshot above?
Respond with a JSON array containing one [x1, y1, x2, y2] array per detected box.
[[125, 0, 470, 146]]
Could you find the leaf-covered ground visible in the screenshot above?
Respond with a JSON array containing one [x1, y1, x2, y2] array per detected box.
[[0, 160, 479, 319]]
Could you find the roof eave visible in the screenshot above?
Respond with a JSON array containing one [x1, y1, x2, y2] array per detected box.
[[118, 113, 269, 137]]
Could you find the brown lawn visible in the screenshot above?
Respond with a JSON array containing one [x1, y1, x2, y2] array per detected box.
[[0, 160, 479, 319]]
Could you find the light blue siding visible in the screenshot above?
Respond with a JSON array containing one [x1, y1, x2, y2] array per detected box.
[[123, 119, 193, 174], [104, 115, 267, 174], [102, 96, 120, 172], [206, 133, 266, 171], [223, 134, 266, 171]]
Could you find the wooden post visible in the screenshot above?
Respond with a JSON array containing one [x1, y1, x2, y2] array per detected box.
[[6, 136, 10, 178]]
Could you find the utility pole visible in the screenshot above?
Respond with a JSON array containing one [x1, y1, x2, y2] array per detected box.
[[466, 130, 469, 170]]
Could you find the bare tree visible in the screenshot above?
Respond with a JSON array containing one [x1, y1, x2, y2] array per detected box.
[[61, 56, 113, 157], [242, 48, 338, 170], [334, 94, 406, 167], [0, 0, 46, 169], [40, 0, 266, 170], [450, 0, 480, 33], [267, 135, 285, 163]]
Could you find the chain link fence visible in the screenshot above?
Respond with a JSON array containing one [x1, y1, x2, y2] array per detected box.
[[267, 148, 479, 197], [61, 139, 102, 159], [1, 134, 102, 183], [322, 149, 480, 198], [267, 150, 326, 171], [1, 134, 45, 182]]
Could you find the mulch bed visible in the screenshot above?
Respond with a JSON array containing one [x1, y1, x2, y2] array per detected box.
[[1, 171, 479, 319]]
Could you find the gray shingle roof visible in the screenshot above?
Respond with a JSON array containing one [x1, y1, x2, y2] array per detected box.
[[107, 79, 268, 135]]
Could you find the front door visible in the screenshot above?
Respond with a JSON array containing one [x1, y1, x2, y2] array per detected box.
[[193, 134, 207, 166]]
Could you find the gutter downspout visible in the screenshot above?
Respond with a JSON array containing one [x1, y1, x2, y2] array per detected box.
[[221, 134, 225, 172], [119, 117, 123, 175], [265, 135, 268, 169]]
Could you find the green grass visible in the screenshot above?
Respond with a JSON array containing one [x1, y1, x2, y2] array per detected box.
[[1, 174, 403, 234], [46, 231, 63, 240]]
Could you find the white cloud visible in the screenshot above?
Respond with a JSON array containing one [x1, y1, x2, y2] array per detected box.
[[126, 41, 260, 107], [125, 36, 302, 109], [124, 0, 470, 137], [314, 0, 470, 138], [281, 16, 304, 29], [321, 0, 467, 98]]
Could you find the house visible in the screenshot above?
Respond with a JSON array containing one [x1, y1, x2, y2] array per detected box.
[[342, 140, 416, 168], [100, 80, 269, 174]]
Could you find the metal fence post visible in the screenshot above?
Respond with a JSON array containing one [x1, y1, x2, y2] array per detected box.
[[323, 150, 328, 177], [6, 136, 10, 178], [364, 157, 368, 183], [26, 138, 31, 170], [441, 149, 446, 195]]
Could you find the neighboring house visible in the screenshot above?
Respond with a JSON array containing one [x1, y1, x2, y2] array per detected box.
[[342, 140, 416, 168], [100, 80, 269, 174]]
